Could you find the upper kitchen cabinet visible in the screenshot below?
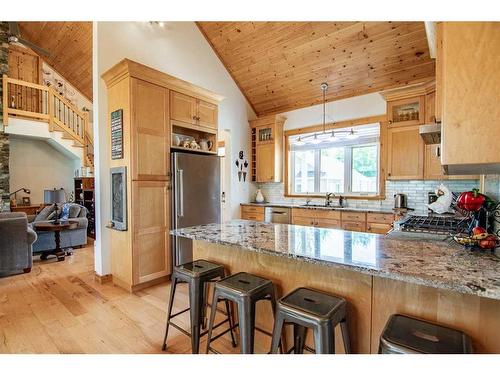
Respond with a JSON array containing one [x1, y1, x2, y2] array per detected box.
[[438, 22, 500, 174], [250, 115, 286, 183], [387, 96, 425, 127], [387, 125, 424, 180], [170, 91, 218, 130]]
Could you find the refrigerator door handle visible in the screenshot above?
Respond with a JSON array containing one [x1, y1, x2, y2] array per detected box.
[[177, 169, 184, 217]]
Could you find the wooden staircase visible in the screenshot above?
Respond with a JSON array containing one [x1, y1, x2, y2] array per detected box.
[[2, 74, 93, 167]]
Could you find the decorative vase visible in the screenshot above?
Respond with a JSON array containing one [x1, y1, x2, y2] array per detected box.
[[255, 189, 265, 203]]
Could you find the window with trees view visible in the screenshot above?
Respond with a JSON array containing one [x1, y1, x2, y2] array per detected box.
[[289, 124, 380, 196]]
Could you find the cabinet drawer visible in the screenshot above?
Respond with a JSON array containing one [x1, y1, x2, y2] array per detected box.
[[241, 205, 265, 215], [341, 211, 366, 222], [315, 219, 341, 229], [366, 222, 392, 234], [241, 212, 265, 221], [342, 221, 366, 232], [293, 208, 341, 220], [366, 213, 394, 224]]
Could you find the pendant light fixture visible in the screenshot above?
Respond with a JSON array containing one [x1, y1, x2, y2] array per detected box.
[[346, 128, 358, 140], [294, 136, 305, 146]]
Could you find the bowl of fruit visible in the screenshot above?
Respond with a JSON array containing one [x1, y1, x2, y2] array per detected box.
[[453, 226, 500, 250]]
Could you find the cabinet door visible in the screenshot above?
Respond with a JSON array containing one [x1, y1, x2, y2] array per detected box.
[[435, 22, 443, 123], [342, 221, 366, 232], [132, 181, 171, 284], [170, 91, 197, 124], [387, 96, 425, 127], [256, 124, 275, 144], [197, 99, 218, 129], [256, 143, 275, 182], [293, 216, 315, 227], [387, 125, 424, 180], [315, 218, 341, 229], [424, 144, 445, 179], [132, 79, 170, 180], [425, 91, 436, 124], [366, 222, 392, 234]]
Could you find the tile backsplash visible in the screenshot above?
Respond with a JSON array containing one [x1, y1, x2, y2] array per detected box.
[[255, 179, 480, 215]]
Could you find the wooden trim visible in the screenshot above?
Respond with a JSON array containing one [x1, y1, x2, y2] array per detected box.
[[2, 74, 8, 126], [5, 76, 48, 91], [380, 80, 435, 102], [284, 115, 387, 136], [101, 59, 224, 104], [130, 275, 170, 293], [196, 22, 258, 116], [171, 119, 217, 135], [53, 117, 84, 145], [284, 116, 387, 199], [7, 108, 49, 120], [94, 272, 112, 284]]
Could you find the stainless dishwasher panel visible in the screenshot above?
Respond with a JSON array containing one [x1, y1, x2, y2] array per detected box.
[[265, 207, 291, 224]]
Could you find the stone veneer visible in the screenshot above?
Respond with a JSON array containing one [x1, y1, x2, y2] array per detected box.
[[0, 21, 9, 208], [255, 179, 480, 215]]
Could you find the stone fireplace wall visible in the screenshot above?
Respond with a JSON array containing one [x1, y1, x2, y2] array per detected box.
[[0, 21, 10, 208]]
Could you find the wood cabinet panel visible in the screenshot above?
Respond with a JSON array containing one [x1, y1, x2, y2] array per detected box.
[[441, 22, 500, 168], [197, 99, 218, 129], [435, 23, 443, 123], [366, 213, 394, 224], [315, 218, 341, 229], [132, 181, 170, 284], [256, 143, 276, 182], [241, 205, 265, 221], [341, 211, 366, 222], [366, 222, 392, 234], [293, 208, 341, 220], [424, 144, 445, 180], [170, 91, 197, 124], [425, 91, 436, 124], [292, 216, 315, 227], [132, 79, 169, 180], [387, 96, 425, 127], [387, 125, 424, 180], [342, 221, 366, 232], [241, 205, 265, 214]]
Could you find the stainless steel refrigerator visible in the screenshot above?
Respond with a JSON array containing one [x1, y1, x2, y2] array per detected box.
[[171, 152, 221, 266]]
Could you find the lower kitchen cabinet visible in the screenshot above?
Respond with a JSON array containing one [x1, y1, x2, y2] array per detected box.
[[366, 222, 392, 234], [240, 205, 265, 221], [342, 221, 367, 232]]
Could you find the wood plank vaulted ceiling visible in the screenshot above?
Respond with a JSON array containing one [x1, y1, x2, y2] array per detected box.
[[197, 21, 436, 116], [18, 22, 93, 101]]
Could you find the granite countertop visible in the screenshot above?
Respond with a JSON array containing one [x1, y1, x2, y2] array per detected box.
[[172, 220, 500, 300], [241, 202, 395, 214]]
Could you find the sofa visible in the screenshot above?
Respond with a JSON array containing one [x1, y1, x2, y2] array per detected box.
[[0, 212, 37, 276], [30, 203, 88, 254]]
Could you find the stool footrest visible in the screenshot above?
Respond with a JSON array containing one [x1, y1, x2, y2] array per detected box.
[[169, 307, 190, 320]]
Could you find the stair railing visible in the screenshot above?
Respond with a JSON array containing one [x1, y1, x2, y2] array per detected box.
[[2, 74, 87, 147]]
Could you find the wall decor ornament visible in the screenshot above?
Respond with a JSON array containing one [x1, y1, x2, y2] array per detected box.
[[235, 151, 248, 182]]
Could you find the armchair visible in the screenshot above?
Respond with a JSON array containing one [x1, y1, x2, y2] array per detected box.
[[0, 212, 37, 276]]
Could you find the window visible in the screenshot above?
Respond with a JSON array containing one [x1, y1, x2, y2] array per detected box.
[[289, 124, 380, 196]]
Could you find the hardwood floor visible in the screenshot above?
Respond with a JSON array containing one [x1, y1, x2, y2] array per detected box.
[[0, 243, 244, 354]]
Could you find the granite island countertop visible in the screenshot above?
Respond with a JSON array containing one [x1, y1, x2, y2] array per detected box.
[[172, 220, 500, 300], [241, 202, 395, 214]]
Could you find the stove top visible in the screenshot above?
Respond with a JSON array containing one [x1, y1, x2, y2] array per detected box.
[[398, 215, 471, 235]]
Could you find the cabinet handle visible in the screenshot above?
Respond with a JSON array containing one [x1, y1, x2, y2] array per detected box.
[[192, 116, 197, 120], [310, 221, 314, 225], [436, 145, 441, 158]]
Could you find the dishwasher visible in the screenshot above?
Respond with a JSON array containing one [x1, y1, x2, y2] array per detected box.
[[264, 206, 291, 224]]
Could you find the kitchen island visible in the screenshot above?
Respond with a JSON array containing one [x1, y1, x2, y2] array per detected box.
[[172, 220, 500, 353]]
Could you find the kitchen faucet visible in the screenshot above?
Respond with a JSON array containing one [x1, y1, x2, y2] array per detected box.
[[325, 192, 335, 207]]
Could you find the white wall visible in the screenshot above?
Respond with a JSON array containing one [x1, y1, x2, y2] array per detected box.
[[9, 137, 79, 204], [94, 21, 256, 276], [281, 92, 386, 130]]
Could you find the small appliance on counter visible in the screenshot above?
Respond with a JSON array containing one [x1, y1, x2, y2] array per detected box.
[[255, 189, 265, 203]]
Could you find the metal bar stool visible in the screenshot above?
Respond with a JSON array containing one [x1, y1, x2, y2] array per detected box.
[[205, 272, 282, 354], [378, 314, 473, 354], [162, 259, 237, 353], [270, 287, 351, 354]]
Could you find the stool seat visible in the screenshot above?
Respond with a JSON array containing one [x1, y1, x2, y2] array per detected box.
[[217, 272, 273, 296], [280, 287, 346, 320], [271, 287, 351, 354], [379, 314, 473, 354], [175, 259, 224, 278]]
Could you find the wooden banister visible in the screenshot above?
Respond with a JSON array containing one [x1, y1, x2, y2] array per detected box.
[[2, 74, 91, 157]]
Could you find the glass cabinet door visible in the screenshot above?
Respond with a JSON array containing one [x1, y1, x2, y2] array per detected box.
[[388, 96, 425, 126], [257, 125, 274, 142]]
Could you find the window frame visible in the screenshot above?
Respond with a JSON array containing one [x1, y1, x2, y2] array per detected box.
[[290, 142, 379, 196], [284, 121, 385, 200]]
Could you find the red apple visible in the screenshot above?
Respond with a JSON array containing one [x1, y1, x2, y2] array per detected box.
[[472, 226, 487, 236], [479, 235, 498, 249]]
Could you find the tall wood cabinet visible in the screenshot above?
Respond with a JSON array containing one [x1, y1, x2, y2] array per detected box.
[[437, 22, 500, 173], [102, 59, 222, 292], [250, 115, 285, 183]]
